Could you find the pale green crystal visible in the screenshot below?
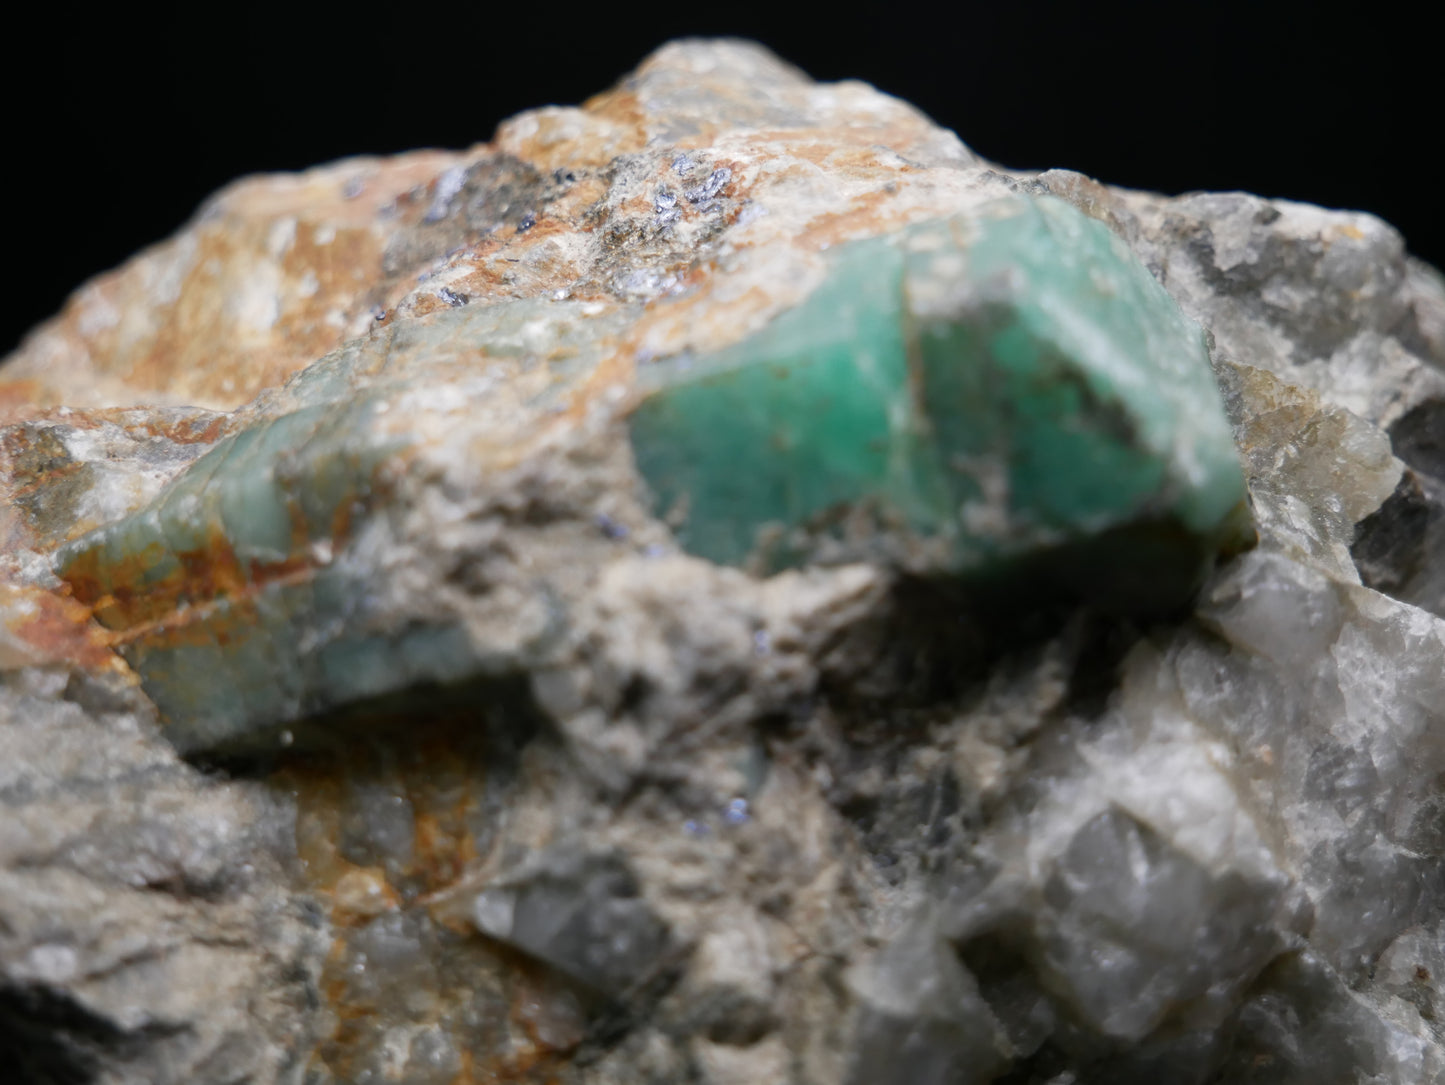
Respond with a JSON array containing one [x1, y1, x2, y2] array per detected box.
[[54, 300, 627, 753], [629, 236, 944, 564], [628, 195, 1248, 603]]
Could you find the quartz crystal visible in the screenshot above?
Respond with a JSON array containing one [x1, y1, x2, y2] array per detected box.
[[3, 38, 1445, 1085]]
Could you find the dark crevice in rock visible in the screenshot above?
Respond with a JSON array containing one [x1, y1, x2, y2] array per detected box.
[[191, 671, 551, 773], [820, 576, 1077, 715], [0, 986, 102, 1085], [1058, 617, 1142, 722], [1391, 397, 1445, 476], [1353, 398, 1445, 616], [821, 574, 1143, 730], [0, 984, 178, 1085], [1352, 469, 1434, 596]]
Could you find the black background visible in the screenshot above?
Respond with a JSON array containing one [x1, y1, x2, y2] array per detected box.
[[4, 4, 1435, 358]]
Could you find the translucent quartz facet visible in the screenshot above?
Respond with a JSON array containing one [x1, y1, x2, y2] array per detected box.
[[628, 195, 1249, 606]]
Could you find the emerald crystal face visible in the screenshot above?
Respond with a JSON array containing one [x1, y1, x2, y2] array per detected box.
[[627, 195, 1249, 605]]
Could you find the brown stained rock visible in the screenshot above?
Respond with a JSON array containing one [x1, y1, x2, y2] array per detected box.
[[2, 151, 460, 410], [1, 42, 976, 416], [0, 576, 119, 672]]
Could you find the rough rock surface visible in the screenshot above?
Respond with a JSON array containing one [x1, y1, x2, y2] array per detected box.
[[4, 38, 1445, 1085]]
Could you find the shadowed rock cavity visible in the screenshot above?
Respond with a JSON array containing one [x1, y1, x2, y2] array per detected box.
[[1353, 398, 1445, 616]]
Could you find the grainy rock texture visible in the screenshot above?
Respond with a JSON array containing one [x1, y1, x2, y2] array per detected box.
[[4, 38, 1445, 1085]]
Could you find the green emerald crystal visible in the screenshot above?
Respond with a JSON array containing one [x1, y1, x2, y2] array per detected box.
[[53, 299, 628, 754], [627, 195, 1249, 608]]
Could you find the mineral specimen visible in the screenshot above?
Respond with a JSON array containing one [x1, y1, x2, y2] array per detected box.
[[4, 37, 1445, 1085]]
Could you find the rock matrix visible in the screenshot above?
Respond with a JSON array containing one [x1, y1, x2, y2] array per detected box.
[[3, 38, 1445, 1085]]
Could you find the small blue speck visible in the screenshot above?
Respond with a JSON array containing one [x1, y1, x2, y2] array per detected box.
[[684, 819, 710, 837], [595, 513, 629, 540], [724, 797, 750, 825]]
